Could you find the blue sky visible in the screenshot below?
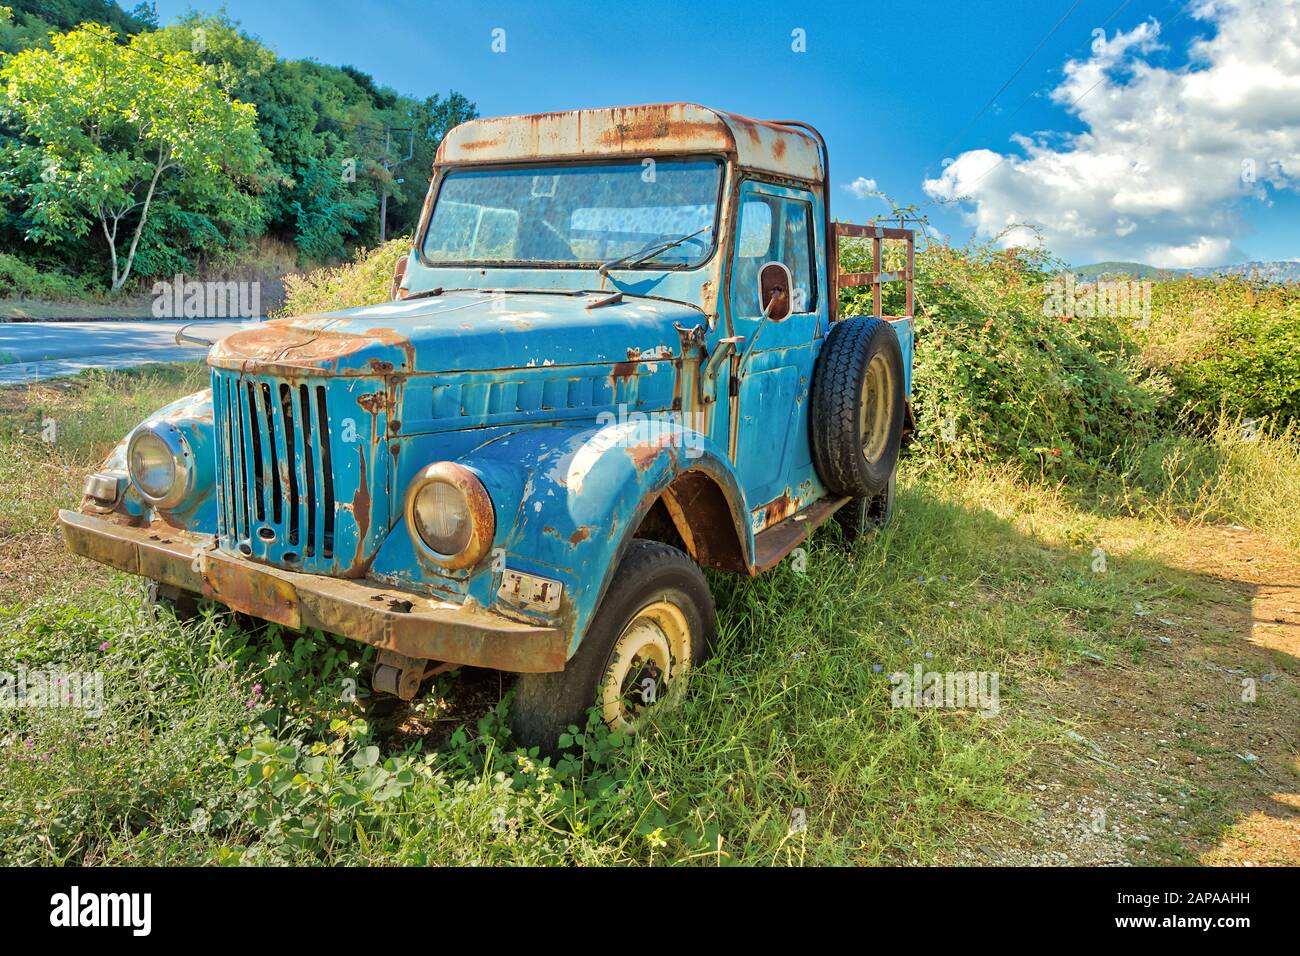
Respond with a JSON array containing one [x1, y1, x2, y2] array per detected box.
[[151, 0, 1299, 266]]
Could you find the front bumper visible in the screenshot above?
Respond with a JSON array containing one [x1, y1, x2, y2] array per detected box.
[[57, 509, 567, 673]]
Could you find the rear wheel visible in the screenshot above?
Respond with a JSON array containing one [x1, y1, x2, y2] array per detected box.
[[833, 465, 897, 544], [511, 539, 715, 753]]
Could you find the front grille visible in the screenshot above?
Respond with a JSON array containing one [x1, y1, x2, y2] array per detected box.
[[214, 375, 336, 563]]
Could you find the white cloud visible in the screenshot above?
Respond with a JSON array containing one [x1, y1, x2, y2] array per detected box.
[[1147, 235, 1235, 267], [843, 176, 878, 199], [923, 0, 1300, 266]]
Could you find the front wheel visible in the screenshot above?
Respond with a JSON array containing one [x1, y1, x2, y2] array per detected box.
[[511, 539, 716, 753]]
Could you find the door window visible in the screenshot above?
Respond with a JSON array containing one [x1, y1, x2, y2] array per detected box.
[[733, 194, 817, 317]]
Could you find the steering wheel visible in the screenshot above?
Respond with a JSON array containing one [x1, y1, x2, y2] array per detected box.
[[539, 219, 578, 260]]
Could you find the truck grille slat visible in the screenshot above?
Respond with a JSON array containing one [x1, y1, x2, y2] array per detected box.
[[211, 369, 344, 571], [244, 382, 266, 523], [235, 380, 254, 536], [215, 380, 229, 537], [278, 383, 300, 549], [314, 385, 336, 559], [298, 384, 317, 558], [224, 378, 235, 536], [257, 383, 283, 525]]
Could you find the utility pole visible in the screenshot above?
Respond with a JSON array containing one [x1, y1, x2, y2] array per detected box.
[[379, 126, 415, 244]]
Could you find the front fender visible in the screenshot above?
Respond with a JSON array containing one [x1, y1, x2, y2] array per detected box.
[[88, 387, 217, 531], [467, 420, 750, 657]]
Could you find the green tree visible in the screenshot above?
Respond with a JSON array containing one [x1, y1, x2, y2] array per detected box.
[[0, 24, 269, 290], [1, 0, 154, 54], [150, 14, 475, 258]]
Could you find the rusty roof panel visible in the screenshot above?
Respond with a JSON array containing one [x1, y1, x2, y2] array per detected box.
[[437, 102, 823, 182]]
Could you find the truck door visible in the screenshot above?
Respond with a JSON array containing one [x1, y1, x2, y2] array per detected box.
[[728, 181, 825, 523]]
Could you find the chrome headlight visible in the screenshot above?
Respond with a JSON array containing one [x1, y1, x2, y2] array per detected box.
[[127, 421, 193, 510], [405, 462, 495, 569]]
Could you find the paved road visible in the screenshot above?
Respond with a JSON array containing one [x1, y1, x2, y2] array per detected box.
[[0, 319, 256, 385]]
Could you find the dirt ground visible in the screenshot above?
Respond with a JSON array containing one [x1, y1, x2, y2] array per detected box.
[[942, 524, 1299, 866]]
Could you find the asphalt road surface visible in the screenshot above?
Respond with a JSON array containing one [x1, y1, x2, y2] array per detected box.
[[0, 319, 255, 386]]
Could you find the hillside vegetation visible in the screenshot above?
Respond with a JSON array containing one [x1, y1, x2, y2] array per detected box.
[[0, 2, 474, 298]]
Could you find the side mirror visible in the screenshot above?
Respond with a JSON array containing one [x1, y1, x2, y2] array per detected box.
[[389, 254, 409, 301], [758, 261, 793, 321]]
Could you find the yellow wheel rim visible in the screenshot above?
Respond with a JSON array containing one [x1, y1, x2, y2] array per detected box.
[[599, 600, 692, 732], [859, 352, 896, 465]]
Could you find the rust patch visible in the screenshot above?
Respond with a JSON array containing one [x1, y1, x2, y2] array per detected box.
[[610, 360, 638, 383], [350, 444, 371, 575], [596, 105, 712, 148], [202, 554, 302, 629], [660, 471, 747, 574], [211, 321, 414, 374], [762, 492, 799, 527], [569, 527, 591, 545], [357, 391, 394, 415], [627, 433, 679, 473], [458, 139, 497, 151]]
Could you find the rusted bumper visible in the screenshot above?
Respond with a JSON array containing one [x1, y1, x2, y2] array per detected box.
[[57, 509, 567, 673]]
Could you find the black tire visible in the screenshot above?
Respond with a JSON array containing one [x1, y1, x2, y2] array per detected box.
[[833, 466, 896, 544], [811, 317, 906, 497], [144, 581, 204, 622], [512, 539, 716, 754]]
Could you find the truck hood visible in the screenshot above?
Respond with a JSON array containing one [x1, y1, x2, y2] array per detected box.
[[209, 290, 702, 377]]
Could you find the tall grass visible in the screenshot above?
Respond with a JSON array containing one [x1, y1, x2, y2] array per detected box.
[[1101, 415, 1300, 552], [4, 463, 1176, 865]]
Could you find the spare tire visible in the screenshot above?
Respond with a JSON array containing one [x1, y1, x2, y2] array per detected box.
[[811, 317, 906, 497]]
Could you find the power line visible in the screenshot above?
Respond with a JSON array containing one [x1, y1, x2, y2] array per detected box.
[[944, 0, 1185, 195], [963, 0, 1138, 141], [936, 0, 1086, 164], [80, 25, 232, 92]]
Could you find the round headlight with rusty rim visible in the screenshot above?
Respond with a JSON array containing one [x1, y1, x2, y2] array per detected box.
[[127, 420, 194, 510], [404, 462, 495, 569]]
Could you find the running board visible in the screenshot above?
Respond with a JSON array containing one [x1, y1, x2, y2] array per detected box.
[[751, 495, 850, 573]]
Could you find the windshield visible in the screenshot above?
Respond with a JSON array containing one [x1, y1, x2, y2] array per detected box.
[[421, 159, 723, 268]]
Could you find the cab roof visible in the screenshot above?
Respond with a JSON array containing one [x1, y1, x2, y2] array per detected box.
[[435, 103, 824, 183]]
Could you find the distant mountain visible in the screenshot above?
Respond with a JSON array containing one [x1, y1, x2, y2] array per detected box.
[[1071, 261, 1182, 280], [1071, 260, 1300, 282]]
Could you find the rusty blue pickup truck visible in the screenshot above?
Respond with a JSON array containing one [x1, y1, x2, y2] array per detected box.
[[59, 103, 915, 749]]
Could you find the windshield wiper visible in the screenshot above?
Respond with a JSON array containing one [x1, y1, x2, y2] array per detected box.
[[597, 226, 712, 280]]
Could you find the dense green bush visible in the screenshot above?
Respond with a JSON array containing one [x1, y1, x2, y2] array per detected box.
[[0, 252, 100, 299], [1141, 278, 1300, 427], [841, 239, 1168, 482]]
